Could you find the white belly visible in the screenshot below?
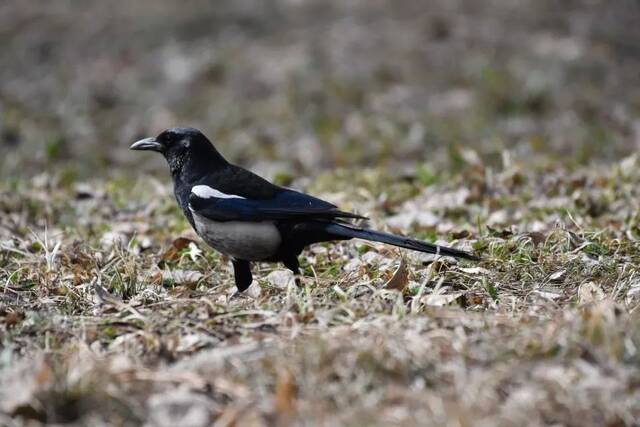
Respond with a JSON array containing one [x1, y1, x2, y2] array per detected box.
[[192, 213, 281, 260]]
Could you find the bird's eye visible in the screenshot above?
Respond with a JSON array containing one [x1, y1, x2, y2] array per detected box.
[[158, 133, 171, 144], [183, 140, 191, 148]]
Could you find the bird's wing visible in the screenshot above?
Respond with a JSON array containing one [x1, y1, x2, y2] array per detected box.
[[188, 185, 366, 222]]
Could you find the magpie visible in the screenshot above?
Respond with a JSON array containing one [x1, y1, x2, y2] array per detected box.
[[131, 127, 478, 292]]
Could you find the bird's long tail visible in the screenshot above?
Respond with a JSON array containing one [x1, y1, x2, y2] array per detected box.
[[324, 222, 479, 261]]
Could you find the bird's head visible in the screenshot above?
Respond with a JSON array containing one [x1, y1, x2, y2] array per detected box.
[[130, 127, 226, 179]]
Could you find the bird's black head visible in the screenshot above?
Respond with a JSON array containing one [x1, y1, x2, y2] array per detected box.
[[130, 127, 227, 179]]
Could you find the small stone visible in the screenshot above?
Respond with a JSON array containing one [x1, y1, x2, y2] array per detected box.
[[266, 270, 295, 289]]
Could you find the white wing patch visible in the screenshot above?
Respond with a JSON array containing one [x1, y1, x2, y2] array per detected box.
[[191, 185, 245, 200]]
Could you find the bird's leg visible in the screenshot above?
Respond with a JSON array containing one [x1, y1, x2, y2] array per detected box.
[[283, 256, 303, 287], [283, 256, 301, 275], [232, 259, 253, 292]]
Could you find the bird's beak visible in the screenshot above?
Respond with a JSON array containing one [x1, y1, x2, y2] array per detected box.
[[130, 137, 163, 152]]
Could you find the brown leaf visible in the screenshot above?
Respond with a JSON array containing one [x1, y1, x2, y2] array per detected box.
[[4, 310, 24, 328], [150, 271, 163, 286], [160, 237, 197, 262], [274, 369, 296, 418], [385, 258, 409, 291], [526, 231, 547, 246], [486, 225, 514, 238], [464, 292, 486, 306], [451, 229, 471, 239], [35, 360, 52, 387]]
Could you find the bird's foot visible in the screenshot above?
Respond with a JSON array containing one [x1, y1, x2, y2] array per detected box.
[[228, 289, 246, 300], [229, 281, 261, 301]]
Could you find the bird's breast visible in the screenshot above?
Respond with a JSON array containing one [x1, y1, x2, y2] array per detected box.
[[191, 213, 281, 260]]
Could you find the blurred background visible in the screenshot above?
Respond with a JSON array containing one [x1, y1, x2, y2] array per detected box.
[[1, 0, 639, 180]]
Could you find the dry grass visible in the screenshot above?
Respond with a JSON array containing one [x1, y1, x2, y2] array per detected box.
[[3, 153, 640, 426], [2, 1, 640, 425]]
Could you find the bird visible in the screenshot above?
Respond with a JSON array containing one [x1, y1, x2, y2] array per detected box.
[[130, 127, 478, 292]]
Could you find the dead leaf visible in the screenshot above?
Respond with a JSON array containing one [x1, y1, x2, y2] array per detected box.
[[459, 147, 483, 167], [35, 359, 52, 387], [385, 258, 409, 291], [526, 231, 547, 246], [274, 369, 296, 418], [568, 231, 585, 249], [176, 333, 217, 354], [423, 292, 464, 306], [146, 388, 214, 427], [451, 229, 471, 239], [549, 270, 566, 283], [579, 281, 605, 305], [150, 271, 163, 286], [534, 290, 561, 301], [161, 237, 198, 262], [464, 292, 486, 306], [486, 225, 514, 238], [458, 266, 491, 275], [163, 270, 204, 286], [94, 283, 123, 305], [100, 231, 127, 249], [3, 310, 24, 328]]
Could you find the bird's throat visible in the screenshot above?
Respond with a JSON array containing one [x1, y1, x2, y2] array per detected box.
[[168, 155, 187, 177]]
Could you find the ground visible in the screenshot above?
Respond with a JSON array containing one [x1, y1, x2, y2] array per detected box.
[[3, 158, 640, 426], [1, 1, 640, 426]]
